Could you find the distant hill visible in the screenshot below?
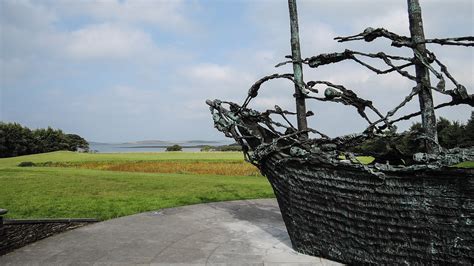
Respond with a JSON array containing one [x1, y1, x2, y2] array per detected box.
[[89, 140, 228, 145], [184, 140, 222, 144], [88, 141, 110, 145], [123, 140, 171, 145]]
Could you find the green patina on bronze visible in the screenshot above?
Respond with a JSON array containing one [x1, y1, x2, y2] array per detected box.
[[407, 0, 439, 154], [288, 0, 308, 138], [207, 0, 473, 264]]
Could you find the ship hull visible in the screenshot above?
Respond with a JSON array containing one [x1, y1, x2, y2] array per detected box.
[[260, 155, 474, 264]]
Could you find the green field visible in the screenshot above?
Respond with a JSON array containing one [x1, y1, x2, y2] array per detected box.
[[2, 151, 471, 221], [0, 151, 274, 220], [456, 161, 474, 168]]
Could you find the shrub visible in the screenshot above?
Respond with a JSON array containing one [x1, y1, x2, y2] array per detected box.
[[200, 145, 213, 152], [166, 144, 182, 152], [222, 146, 242, 152], [18, 161, 35, 167], [216, 144, 242, 152]]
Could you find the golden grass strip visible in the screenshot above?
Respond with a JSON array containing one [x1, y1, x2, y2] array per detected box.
[[46, 161, 262, 176]]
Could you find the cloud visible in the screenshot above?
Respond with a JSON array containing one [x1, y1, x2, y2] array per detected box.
[[181, 63, 255, 98], [252, 96, 294, 111], [355, 8, 409, 35], [301, 22, 340, 55], [0, 0, 57, 30], [187, 63, 235, 82], [1, 0, 472, 142], [49, 0, 194, 32], [65, 23, 157, 60], [0, 1, 64, 59], [79, 85, 162, 115], [99, 0, 189, 28], [171, 64, 249, 123]]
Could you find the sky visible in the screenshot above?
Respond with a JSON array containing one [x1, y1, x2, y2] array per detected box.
[[0, 0, 472, 143]]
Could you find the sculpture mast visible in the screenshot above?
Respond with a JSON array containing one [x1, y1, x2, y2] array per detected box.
[[407, 0, 439, 153], [288, 0, 308, 139]]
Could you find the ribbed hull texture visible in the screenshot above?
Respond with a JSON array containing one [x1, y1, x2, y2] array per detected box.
[[261, 156, 473, 264]]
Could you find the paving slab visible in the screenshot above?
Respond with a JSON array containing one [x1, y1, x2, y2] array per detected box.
[[0, 199, 342, 265]]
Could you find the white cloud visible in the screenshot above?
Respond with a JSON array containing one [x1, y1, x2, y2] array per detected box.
[[254, 50, 276, 61], [0, 1, 64, 59], [2, 0, 472, 141], [307, 65, 372, 86], [65, 23, 157, 60], [301, 22, 340, 55], [252, 96, 293, 111], [71, 85, 162, 116], [179, 99, 212, 119], [188, 63, 235, 82], [50, 0, 193, 31], [183, 63, 255, 97], [355, 8, 409, 35], [0, 0, 57, 30], [0, 58, 27, 86], [172, 62, 264, 122]]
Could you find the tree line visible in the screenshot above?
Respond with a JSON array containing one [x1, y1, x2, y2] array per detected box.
[[350, 112, 474, 164], [0, 122, 89, 158]]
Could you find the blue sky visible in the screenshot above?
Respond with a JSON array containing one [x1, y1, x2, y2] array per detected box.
[[1, 0, 472, 142]]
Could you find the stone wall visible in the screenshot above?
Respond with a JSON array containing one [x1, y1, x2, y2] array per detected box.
[[0, 216, 97, 256], [0, 210, 6, 254]]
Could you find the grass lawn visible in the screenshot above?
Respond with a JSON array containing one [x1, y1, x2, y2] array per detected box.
[[0, 151, 273, 220], [2, 151, 471, 221], [456, 161, 474, 168]]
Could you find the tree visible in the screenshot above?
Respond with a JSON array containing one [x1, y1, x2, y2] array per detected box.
[[166, 144, 182, 152], [437, 117, 464, 149], [348, 116, 473, 164], [200, 145, 213, 152], [461, 111, 474, 147], [0, 122, 90, 158], [0, 122, 34, 157], [392, 118, 469, 155], [33, 127, 70, 153], [66, 134, 89, 152]]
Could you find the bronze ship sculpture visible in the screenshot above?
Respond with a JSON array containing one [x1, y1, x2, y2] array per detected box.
[[207, 0, 473, 264]]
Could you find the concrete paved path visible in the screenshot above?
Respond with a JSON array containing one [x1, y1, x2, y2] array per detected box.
[[1, 199, 341, 265]]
